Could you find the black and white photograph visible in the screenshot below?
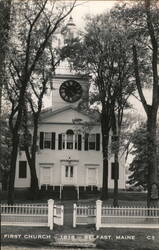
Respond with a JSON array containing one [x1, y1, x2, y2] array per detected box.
[[0, 0, 159, 249]]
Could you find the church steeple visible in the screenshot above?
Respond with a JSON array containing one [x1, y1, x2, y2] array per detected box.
[[67, 16, 76, 28], [55, 16, 77, 76], [63, 16, 76, 42]]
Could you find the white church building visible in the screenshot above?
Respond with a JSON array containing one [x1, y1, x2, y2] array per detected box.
[[14, 17, 126, 199]]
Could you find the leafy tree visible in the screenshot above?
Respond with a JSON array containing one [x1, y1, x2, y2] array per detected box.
[[128, 123, 149, 189], [113, 0, 159, 206], [128, 122, 159, 190], [21, 41, 66, 198], [0, 0, 11, 184], [5, 0, 75, 204], [0, 114, 12, 190], [64, 13, 135, 200]]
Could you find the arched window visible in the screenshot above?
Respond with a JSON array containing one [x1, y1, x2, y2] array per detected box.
[[58, 130, 82, 150], [66, 130, 74, 149]]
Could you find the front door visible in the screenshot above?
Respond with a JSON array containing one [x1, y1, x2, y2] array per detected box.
[[62, 165, 75, 185]]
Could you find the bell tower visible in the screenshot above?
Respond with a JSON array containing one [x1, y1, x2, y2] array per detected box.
[[51, 75, 89, 111], [50, 16, 90, 111]]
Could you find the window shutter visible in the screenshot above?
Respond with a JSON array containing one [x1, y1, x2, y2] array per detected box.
[[39, 132, 44, 149], [51, 133, 56, 150], [78, 134, 82, 151], [84, 133, 89, 151], [96, 133, 100, 151], [111, 162, 119, 180], [58, 134, 62, 150], [19, 161, 27, 178]]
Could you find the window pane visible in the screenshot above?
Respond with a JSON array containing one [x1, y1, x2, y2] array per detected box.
[[65, 166, 68, 177], [89, 134, 96, 150], [45, 133, 51, 140], [67, 134, 73, 149], [44, 133, 52, 149], [44, 141, 51, 148]]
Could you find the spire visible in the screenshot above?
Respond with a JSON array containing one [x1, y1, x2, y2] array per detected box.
[[63, 15, 76, 42], [67, 16, 76, 27]]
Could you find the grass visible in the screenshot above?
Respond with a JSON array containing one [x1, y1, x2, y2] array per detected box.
[[1, 189, 147, 203]]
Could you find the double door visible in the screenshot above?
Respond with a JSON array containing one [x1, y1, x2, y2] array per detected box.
[[62, 165, 76, 185]]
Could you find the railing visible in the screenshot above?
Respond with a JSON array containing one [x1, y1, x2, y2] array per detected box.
[[73, 200, 159, 230], [102, 206, 159, 217], [1, 200, 64, 230], [101, 205, 159, 229]]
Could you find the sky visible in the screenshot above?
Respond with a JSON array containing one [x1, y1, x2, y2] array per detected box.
[[71, 0, 117, 28]]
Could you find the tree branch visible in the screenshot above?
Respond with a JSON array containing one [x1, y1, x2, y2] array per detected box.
[[132, 44, 149, 114]]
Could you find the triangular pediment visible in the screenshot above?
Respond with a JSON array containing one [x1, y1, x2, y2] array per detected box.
[[39, 106, 98, 124]]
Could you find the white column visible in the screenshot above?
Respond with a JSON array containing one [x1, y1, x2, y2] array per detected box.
[[73, 203, 77, 228], [48, 199, 54, 230], [96, 200, 102, 230]]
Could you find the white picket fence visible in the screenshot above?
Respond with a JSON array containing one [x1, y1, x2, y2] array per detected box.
[[1, 199, 64, 230], [73, 200, 159, 230], [54, 204, 64, 226]]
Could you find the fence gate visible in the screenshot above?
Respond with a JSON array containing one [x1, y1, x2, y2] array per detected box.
[[54, 204, 64, 226]]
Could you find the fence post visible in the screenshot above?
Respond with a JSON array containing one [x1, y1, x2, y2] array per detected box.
[[96, 200, 102, 230], [48, 199, 54, 230], [73, 203, 77, 228], [61, 205, 64, 226]]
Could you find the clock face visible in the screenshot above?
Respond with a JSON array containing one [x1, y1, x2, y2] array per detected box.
[[59, 80, 83, 103]]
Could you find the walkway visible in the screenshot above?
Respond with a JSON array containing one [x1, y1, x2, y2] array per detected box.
[[63, 201, 74, 227]]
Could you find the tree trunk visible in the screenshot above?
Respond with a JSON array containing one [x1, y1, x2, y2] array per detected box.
[[29, 160, 39, 198], [25, 146, 39, 199], [113, 156, 119, 207], [147, 106, 159, 207], [24, 116, 39, 199], [101, 147, 109, 200], [7, 133, 19, 204], [111, 111, 119, 207], [101, 111, 110, 200]]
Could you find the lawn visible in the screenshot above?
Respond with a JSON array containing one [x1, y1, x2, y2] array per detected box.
[[1, 189, 147, 203]]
